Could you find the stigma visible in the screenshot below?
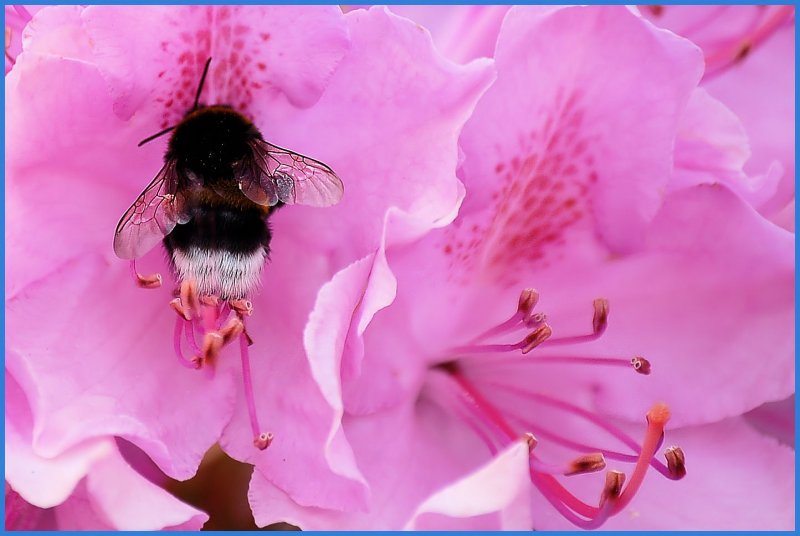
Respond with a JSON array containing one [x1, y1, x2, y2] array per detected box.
[[427, 289, 683, 529]]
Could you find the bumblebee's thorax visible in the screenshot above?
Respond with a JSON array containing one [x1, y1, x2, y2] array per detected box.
[[168, 105, 261, 181]]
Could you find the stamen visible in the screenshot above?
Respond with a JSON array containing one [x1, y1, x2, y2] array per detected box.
[[170, 298, 191, 321], [664, 446, 686, 479], [496, 386, 680, 479], [470, 288, 540, 342], [631, 356, 651, 375], [450, 324, 552, 356], [524, 432, 538, 451], [129, 260, 162, 289], [239, 325, 272, 450], [564, 453, 606, 476], [539, 298, 608, 346], [599, 470, 625, 507], [179, 279, 200, 320], [230, 299, 253, 317]]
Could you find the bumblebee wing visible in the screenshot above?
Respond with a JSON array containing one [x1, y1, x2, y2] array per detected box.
[[238, 138, 344, 207], [113, 160, 186, 259]]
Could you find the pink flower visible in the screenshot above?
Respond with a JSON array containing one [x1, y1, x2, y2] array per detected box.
[[249, 6, 795, 529], [642, 6, 795, 219], [6, 3, 492, 518], [5, 368, 207, 530]]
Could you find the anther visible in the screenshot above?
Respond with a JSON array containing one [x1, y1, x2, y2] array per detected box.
[[631, 356, 651, 375], [169, 298, 191, 321], [219, 317, 245, 345], [199, 295, 219, 307], [564, 453, 606, 476], [521, 324, 553, 354], [592, 298, 609, 336], [664, 446, 686, 479], [518, 288, 540, 319], [179, 279, 201, 320], [524, 432, 539, 451], [254, 432, 274, 450], [230, 299, 253, 316], [201, 332, 224, 363], [130, 260, 162, 289], [599, 470, 625, 507]]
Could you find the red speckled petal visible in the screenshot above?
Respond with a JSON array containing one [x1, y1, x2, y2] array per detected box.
[[455, 6, 703, 285], [81, 6, 349, 125]]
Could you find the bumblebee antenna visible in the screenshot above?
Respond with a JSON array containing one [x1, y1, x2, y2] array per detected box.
[[193, 57, 212, 111], [137, 125, 175, 147], [137, 58, 212, 147]]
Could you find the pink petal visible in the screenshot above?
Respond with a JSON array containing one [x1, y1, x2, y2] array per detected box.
[[21, 6, 94, 63], [53, 448, 206, 530], [644, 6, 795, 209], [673, 88, 787, 212], [248, 401, 497, 529], [743, 394, 795, 447], [703, 23, 795, 216], [5, 369, 113, 508], [218, 232, 368, 512], [7, 255, 238, 480], [405, 440, 532, 530], [457, 5, 703, 274], [536, 184, 794, 426], [81, 6, 349, 122], [261, 6, 493, 266], [387, 5, 510, 63], [529, 417, 795, 530]]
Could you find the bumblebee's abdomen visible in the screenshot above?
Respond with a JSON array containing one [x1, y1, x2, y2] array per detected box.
[[164, 203, 271, 299]]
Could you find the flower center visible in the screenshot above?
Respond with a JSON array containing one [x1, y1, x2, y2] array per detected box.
[[427, 289, 684, 529], [131, 262, 272, 450]]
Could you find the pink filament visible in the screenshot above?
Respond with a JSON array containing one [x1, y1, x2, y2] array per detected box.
[[173, 317, 198, 369], [239, 328, 263, 443]]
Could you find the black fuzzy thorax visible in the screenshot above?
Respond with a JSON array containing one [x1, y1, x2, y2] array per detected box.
[[167, 105, 262, 184], [163, 105, 274, 258]]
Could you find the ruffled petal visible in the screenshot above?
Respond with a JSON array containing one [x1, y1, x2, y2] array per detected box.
[[405, 440, 532, 530], [531, 184, 794, 426], [81, 6, 348, 123], [456, 4, 703, 285], [263, 6, 493, 267]]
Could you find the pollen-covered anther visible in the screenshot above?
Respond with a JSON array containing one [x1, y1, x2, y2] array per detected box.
[[564, 453, 606, 476], [592, 298, 609, 335], [664, 446, 686, 479], [199, 295, 219, 307], [201, 331, 224, 363], [518, 288, 540, 318], [254, 432, 274, 450], [631, 356, 651, 375], [230, 299, 253, 317], [169, 298, 191, 321], [130, 260, 162, 289], [179, 279, 201, 320], [523, 432, 539, 451], [526, 311, 547, 327], [219, 317, 245, 345], [599, 470, 625, 507], [521, 324, 553, 354]]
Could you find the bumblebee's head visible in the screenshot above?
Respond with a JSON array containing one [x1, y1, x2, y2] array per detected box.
[[169, 106, 258, 182]]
